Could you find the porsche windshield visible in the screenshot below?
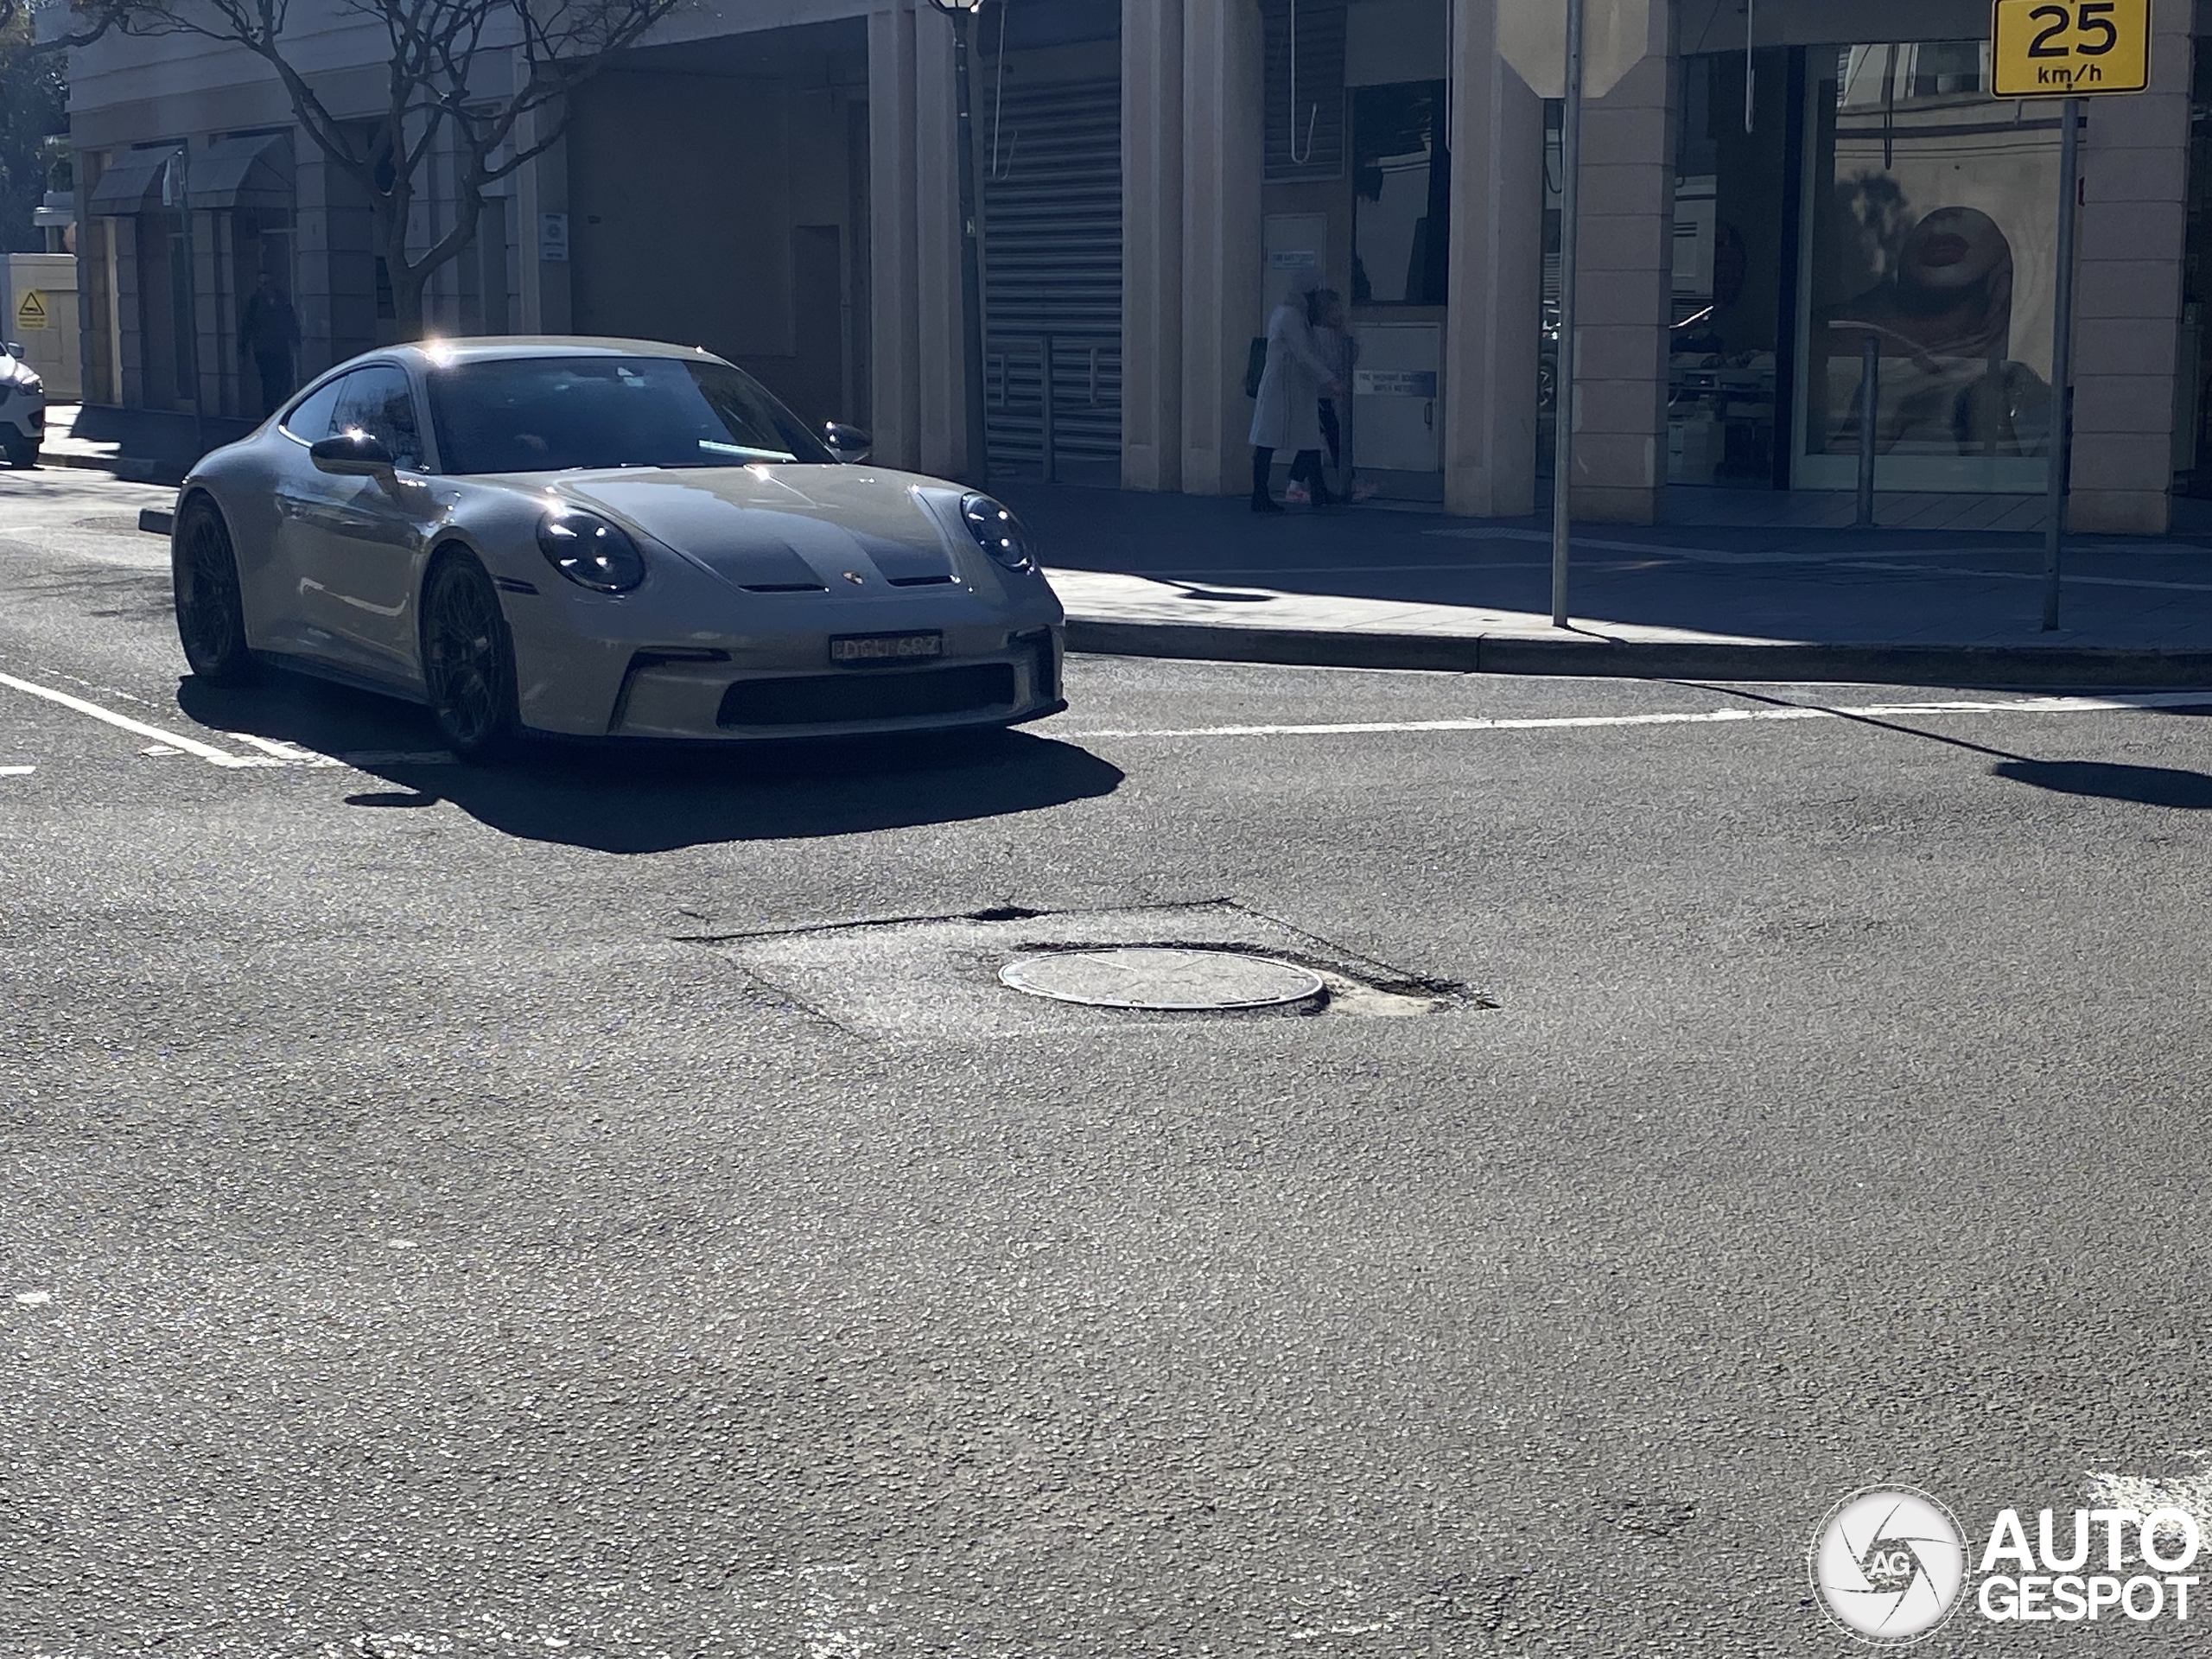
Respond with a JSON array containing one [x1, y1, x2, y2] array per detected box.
[[426, 355, 836, 474]]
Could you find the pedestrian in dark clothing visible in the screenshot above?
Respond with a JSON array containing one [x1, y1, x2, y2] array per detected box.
[[238, 272, 300, 418], [1308, 289, 1373, 501]]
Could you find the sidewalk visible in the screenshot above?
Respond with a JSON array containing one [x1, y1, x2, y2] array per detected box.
[[49, 406, 2212, 688], [35, 404, 255, 486], [995, 482, 2212, 688]]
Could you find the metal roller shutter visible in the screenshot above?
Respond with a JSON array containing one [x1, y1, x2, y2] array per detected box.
[[980, 73, 1122, 475]]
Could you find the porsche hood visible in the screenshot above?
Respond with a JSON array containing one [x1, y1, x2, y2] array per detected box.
[[544, 467, 966, 593]]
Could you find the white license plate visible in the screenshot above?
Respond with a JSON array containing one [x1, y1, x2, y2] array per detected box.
[[830, 632, 944, 664]]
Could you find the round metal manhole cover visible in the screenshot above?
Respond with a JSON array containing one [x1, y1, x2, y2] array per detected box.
[[998, 947, 1325, 1011]]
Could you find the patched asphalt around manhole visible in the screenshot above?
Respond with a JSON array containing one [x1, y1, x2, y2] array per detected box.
[[1000, 947, 1326, 1011], [678, 899, 1485, 1038]]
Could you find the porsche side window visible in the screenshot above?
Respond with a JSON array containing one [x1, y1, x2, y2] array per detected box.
[[332, 365, 425, 470], [281, 374, 352, 442]]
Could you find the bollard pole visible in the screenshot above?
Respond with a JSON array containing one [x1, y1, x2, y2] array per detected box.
[[1855, 334, 1879, 529], [1039, 334, 1057, 485]]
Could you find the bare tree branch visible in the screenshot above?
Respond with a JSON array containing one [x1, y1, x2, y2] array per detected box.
[[38, 0, 690, 332]]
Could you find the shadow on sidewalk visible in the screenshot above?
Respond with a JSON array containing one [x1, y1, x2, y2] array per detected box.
[[996, 480, 2212, 652]]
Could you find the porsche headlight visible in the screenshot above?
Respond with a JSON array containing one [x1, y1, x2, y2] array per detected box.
[[537, 508, 645, 594], [960, 493, 1033, 571]]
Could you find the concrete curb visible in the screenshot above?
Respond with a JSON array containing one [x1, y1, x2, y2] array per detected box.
[[1065, 617, 2212, 690], [41, 449, 185, 486]]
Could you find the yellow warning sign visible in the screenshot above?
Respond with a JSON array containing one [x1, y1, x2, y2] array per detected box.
[[14, 289, 47, 331], [1992, 0, 2152, 97]]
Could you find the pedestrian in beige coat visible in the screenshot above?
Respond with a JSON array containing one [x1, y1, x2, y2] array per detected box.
[[1249, 278, 1345, 512]]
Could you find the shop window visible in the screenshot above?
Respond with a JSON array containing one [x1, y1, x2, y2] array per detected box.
[[1795, 41, 2057, 493], [1667, 52, 1793, 488], [1351, 79, 1447, 306]]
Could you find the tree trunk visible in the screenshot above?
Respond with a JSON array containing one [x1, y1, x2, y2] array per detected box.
[[390, 264, 429, 341]]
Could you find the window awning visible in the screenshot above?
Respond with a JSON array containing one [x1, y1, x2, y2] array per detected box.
[[85, 150, 171, 216], [191, 133, 294, 211]]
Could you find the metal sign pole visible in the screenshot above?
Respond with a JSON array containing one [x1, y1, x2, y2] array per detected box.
[[2041, 97, 2082, 632], [167, 148, 206, 461], [1855, 334, 1879, 527], [1549, 0, 1586, 629]]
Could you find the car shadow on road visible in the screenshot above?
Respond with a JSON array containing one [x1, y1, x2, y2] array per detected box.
[[178, 673, 1124, 852]]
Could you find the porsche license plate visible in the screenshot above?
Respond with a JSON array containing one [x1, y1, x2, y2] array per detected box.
[[830, 631, 944, 665]]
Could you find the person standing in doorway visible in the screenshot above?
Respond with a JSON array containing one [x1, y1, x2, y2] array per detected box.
[[238, 271, 301, 418], [1249, 277, 1343, 512]]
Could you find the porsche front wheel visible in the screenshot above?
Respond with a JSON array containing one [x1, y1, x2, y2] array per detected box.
[[422, 554, 521, 764]]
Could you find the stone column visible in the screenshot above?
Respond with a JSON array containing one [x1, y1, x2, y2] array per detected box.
[[513, 101, 569, 340], [1122, 0, 1185, 492], [2067, 0, 2192, 535], [1565, 2, 1673, 524], [868, 0, 967, 479], [912, 10, 969, 480], [1179, 0, 1262, 495], [1443, 0, 1543, 518], [868, 3, 923, 471]]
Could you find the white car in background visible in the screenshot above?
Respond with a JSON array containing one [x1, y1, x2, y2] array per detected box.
[[0, 340, 44, 467]]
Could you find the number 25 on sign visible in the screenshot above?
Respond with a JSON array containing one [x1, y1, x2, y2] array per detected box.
[[1993, 0, 2151, 95]]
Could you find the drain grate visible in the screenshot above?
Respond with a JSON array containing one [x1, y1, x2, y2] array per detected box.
[[1000, 947, 1325, 1011]]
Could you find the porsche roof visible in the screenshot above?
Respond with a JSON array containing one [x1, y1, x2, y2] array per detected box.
[[388, 336, 728, 367]]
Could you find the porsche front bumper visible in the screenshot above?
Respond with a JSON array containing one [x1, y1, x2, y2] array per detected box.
[[504, 593, 1065, 741], [605, 626, 1064, 741]]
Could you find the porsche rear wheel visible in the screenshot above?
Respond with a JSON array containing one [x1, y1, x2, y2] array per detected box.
[[422, 553, 521, 764], [173, 499, 256, 686]]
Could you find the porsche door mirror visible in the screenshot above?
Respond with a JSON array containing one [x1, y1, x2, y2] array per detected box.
[[310, 431, 396, 478], [823, 422, 872, 464]]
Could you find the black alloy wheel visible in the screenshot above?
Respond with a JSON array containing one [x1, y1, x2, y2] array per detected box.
[[172, 501, 256, 685], [421, 554, 521, 762]]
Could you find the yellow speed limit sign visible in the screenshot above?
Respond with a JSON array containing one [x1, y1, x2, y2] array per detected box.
[[1993, 0, 2151, 95]]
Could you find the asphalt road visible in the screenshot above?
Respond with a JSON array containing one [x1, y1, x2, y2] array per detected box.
[[6, 469, 2212, 1656]]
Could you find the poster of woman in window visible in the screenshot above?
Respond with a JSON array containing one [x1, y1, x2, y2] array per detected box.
[[1820, 202, 2052, 458]]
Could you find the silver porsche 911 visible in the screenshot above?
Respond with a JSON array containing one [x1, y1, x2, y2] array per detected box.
[[168, 336, 1065, 760]]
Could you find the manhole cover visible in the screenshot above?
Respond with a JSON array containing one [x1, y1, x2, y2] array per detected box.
[[998, 947, 1325, 1011]]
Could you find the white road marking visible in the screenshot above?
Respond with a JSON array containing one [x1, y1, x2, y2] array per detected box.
[[12, 1290, 52, 1306], [225, 730, 349, 766], [0, 765, 32, 777], [2085, 1459, 2212, 1537], [0, 669, 282, 767], [1070, 690, 2212, 740]]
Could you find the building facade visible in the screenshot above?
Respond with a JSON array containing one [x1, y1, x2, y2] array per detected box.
[[50, 0, 2212, 533]]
